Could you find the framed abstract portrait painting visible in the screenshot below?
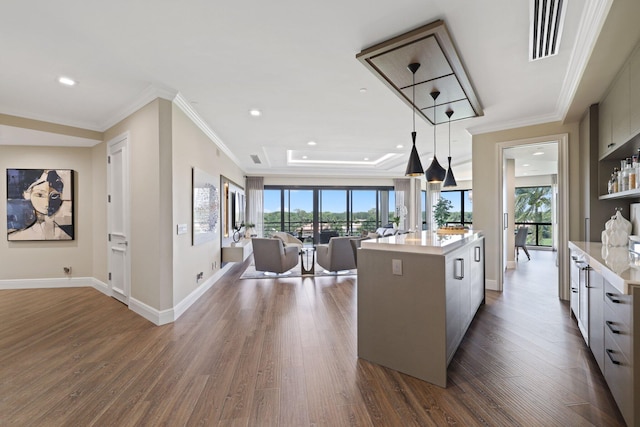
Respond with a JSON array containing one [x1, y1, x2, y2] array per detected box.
[[6, 169, 74, 241]]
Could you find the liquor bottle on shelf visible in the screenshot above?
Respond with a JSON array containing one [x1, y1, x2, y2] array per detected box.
[[610, 167, 619, 193]]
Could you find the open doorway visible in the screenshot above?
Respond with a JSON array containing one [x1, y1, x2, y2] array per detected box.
[[503, 142, 558, 295], [497, 134, 569, 299]]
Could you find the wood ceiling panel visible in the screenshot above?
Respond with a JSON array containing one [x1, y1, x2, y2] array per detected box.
[[357, 20, 482, 125]]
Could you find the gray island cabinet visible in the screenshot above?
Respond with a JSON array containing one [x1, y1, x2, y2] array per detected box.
[[357, 231, 485, 387]]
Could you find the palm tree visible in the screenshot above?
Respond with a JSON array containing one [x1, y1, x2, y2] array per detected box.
[[515, 187, 551, 223]]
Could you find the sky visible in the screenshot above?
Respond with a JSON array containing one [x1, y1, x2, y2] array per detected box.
[[263, 189, 392, 213]]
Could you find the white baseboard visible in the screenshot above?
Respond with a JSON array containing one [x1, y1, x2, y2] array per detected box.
[[2, 263, 231, 326], [173, 264, 231, 321], [0, 277, 94, 290], [485, 279, 499, 291]]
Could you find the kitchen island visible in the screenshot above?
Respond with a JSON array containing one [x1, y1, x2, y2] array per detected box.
[[357, 230, 485, 387]]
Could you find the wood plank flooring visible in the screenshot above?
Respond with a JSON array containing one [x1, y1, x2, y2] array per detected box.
[[0, 250, 626, 426]]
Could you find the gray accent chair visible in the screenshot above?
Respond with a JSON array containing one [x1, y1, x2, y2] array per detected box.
[[252, 238, 299, 274], [316, 236, 357, 272], [515, 226, 531, 261], [271, 231, 303, 248]]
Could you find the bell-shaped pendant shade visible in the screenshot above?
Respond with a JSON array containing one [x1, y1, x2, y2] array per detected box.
[[442, 109, 457, 187], [425, 155, 446, 183], [405, 131, 424, 176], [443, 156, 457, 187]]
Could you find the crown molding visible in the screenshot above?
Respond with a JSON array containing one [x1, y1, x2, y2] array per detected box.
[[555, 0, 614, 122], [98, 83, 178, 131], [466, 112, 561, 136], [172, 93, 243, 168]]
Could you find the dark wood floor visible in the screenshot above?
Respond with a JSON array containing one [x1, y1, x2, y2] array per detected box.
[[0, 250, 626, 426]]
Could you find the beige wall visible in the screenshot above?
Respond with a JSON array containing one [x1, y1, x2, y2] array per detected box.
[[103, 99, 168, 309], [472, 121, 580, 291], [171, 104, 244, 306], [0, 145, 95, 279]]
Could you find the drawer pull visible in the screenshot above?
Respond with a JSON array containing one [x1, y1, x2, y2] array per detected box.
[[605, 320, 620, 334], [606, 349, 621, 365], [474, 246, 481, 262], [605, 292, 621, 304], [454, 258, 464, 280]]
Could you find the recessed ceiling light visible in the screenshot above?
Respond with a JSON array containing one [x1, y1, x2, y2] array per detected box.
[[302, 155, 308, 159], [533, 151, 544, 156], [58, 76, 76, 86], [249, 109, 262, 117], [359, 88, 367, 93], [307, 141, 317, 146], [522, 163, 530, 167], [364, 157, 369, 161], [396, 144, 404, 149]]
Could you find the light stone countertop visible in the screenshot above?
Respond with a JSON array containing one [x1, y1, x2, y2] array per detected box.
[[361, 230, 484, 255], [569, 241, 640, 295]]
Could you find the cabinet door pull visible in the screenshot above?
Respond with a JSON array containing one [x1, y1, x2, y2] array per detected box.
[[454, 258, 464, 280], [474, 246, 481, 262], [606, 348, 621, 365], [605, 320, 620, 334], [605, 292, 621, 304]]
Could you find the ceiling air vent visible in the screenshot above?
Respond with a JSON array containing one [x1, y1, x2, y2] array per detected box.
[[530, 0, 566, 61], [250, 154, 262, 164]]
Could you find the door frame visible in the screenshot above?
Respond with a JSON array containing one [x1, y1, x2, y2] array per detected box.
[[496, 133, 569, 299], [107, 132, 131, 304]]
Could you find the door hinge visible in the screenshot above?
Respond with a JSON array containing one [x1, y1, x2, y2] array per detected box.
[[108, 156, 111, 164], [108, 272, 112, 280], [108, 195, 111, 203], [108, 234, 111, 242]]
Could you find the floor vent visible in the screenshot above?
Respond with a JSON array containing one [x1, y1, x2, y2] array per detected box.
[[530, 0, 566, 61], [250, 154, 262, 164]]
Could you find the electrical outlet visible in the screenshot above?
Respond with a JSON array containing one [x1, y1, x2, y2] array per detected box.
[[392, 259, 402, 276], [63, 266, 72, 274]]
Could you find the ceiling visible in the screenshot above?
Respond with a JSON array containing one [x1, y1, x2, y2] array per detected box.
[[1, 1, 639, 181]]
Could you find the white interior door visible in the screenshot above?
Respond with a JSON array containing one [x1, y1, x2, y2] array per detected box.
[[107, 134, 130, 305]]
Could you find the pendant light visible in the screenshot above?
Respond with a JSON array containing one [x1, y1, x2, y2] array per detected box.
[[425, 91, 446, 183], [404, 63, 424, 176], [443, 109, 457, 188]]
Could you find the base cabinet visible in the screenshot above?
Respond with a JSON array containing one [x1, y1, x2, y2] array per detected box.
[[358, 236, 485, 388]]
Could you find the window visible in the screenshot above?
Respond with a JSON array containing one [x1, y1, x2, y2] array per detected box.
[[439, 189, 473, 227], [515, 186, 552, 247], [263, 186, 393, 243]]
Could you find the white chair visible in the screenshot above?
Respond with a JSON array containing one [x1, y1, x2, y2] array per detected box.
[[317, 236, 357, 272], [271, 231, 304, 248], [252, 238, 299, 274]]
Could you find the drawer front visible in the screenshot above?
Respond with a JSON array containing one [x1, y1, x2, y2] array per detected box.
[[603, 301, 632, 359], [603, 281, 632, 327], [604, 330, 633, 426]]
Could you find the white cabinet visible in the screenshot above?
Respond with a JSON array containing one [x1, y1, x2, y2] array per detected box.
[[221, 239, 252, 262]]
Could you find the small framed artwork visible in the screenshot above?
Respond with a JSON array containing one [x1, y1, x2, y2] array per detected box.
[[192, 167, 219, 245], [6, 169, 74, 241]]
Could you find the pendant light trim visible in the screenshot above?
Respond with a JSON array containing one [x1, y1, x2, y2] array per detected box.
[[443, 109, 457, 187], [425, 90, 446, 183], [404, 62, 424, 176]]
